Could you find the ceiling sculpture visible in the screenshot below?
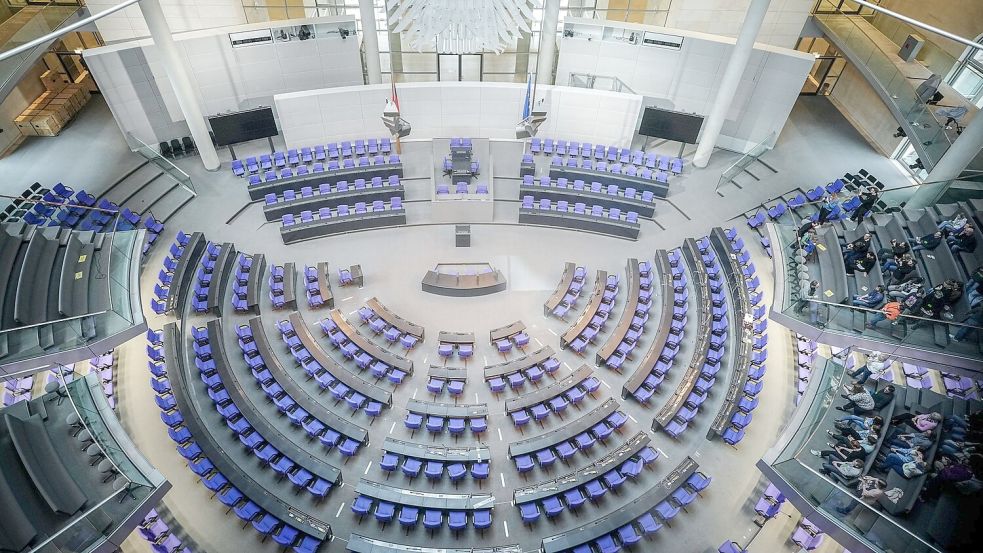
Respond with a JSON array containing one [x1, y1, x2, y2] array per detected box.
[[388, 0, 537, 54]]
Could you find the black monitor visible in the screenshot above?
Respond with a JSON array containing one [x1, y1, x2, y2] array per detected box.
[[638, 107, 704, 143], [208, 107, 278, 147]]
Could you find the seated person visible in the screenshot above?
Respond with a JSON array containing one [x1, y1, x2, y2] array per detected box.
[[910, 230, 944, 252], [821, 459, 864, 480], [835, 415, 883, 432], [847, 251, 877, 275], [891, 412, 942, 432], [877, 239, 910, 262], [829, 423, 881, 445], [889, 430, 935, 451], [836, 383, 874, 413], [948, 225, 977, 254], [857, 475, 888, 505], [877, 448, 927, 478], [811, 436, 871, 462], [842, 232, 872, 258], [871, 385, 896, 410], [913, 289, 951, 323], [848, 351, 889, 384], [883, 254, 918, 284], [851, 285, 885, 308], [920, 454, 982, 501], [967, 265, 983, 308], [951, 302, 982, 342], [938, 213, 969, 234], [937, 279, 964, 307], [886, 277, 924, 300]]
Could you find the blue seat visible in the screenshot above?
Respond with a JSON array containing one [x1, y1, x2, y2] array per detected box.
[[423, 509, 442, 529], [399, 506, 419, 528], [375, 501, 395, 523], [519, 502, 540, 523]]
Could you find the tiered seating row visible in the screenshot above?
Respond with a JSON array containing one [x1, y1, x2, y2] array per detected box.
[[521, 175, 656, 217], [323, 308, 414, 375], [379, 437, 490, 484], [351, 478, 494, 531], [269, 262, 297, 310], [505, 364, 599, 429], [708, 227, 768, 445], [484, 346, 560, 392], [280, 198, 406, 244], [515, 432, 659, 524], [404, 399, 488, 436], [152, 232, 202, 314], [238, 317, 369, 452], [520, 197, 641, 240], [155, 324, 330, 550], [231, 252, 265, 313], [530, 138, 683, 175], [357, 297, 425, 349], [622, 250, 687, 404], [597, 259, 653, 370], [544, 262, 587, 318], [437, 331, 475, 362], [539, 457, 709, 553], [560, 270, 616, 353], [654, 238, 726, 438], [262, 175, 403, 221], [232, 139, 394, 178], [303, 263, 333, 309], [508, 398, 627, 473]]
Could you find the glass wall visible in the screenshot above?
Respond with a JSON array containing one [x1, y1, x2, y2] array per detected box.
[[237, 1, 674, 83], [948, 39, 983, 109]]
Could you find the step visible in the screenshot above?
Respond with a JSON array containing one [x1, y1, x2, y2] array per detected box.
[[150, 185, 195, 223], [101, 161, 162, 206], [125, 172, 178, 214]]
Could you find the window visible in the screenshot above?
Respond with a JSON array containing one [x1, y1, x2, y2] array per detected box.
[[947, 34, 983, 108]]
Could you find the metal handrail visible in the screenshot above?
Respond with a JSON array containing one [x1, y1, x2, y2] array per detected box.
[[797, 296, 983, 330]]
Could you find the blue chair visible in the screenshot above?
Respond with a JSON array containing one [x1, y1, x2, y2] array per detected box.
[[399, 506, 419, 529]]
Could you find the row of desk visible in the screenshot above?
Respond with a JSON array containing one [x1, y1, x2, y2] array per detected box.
[[365, 297, 424, 339], [561, 270, 608, 348], [539, 456, 699, 553], [164, 232, 205, 313], [280, 209, 407, 244], [161, 323, 332, 540], [263, 185, 405, 221], [508, 398, 620, 458], [244, 253, 267, 313], [596, 259, 641, 365], [519, 184, 655, 218], [653, 240, 711, 430], [248, 317, 368, 444], [247, 162, 404, 201], [438, 330, 475, 347], [314, 262, 335, 309], [421, 270, 506, 297], [206, 243, 236, 315], [57, 234, 99, 319], [288, 312, 393, 406], [329, 309, 414, 374], [382, 437, 490, 463], [707, 229, 753, 438], [518, 208, 640, 240], [489, 321, 525, 344], [513, 431, 652, 504], [483, 346, 554, 380], [405, 399, 487, 419], [13, 229, 61, 326], [206, 320, 343, 484], [355, 478, 494, 511], [544, 262, 577, 316], [427, 365, 468, 381], [505, 364, 593, 414], [347, 534, 519, 553], [548, 166, 669, 199], [622, 251, 675, 399], [276, 262, 298, 311]]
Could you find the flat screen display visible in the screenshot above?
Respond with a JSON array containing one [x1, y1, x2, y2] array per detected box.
[[208, 107, 278, 147], [638, 107, 704, 143]]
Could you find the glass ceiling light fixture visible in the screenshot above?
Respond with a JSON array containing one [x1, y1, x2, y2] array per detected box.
[[388, 0, 537, 54]]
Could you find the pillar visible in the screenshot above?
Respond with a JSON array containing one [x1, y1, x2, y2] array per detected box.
[[692, 0, 772, 169], [138, 0, 220, 171], [537, 0, 561, 85], [359, 0, 383, 84]]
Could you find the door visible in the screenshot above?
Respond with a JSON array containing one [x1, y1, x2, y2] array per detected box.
[[437, 54, 460, 81]]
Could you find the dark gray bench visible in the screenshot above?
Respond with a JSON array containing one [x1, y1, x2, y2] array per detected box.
[[354, 478, 494, 510], [4, 412, 86, 515], [280, 209, 406, 244], [548, 166, 669, 198], [560, 270, 608, 348], [483, 346, 554, 380], [519, 208, 640, 240], [509, 398, 620, 459], [520, 184, 655, 217], [263, 185, 405, 221], [14, 230, 59, 325], [505, 364, 593, 414], [622, 251, 674, 400], [206, 243, 236, 315], [247, 162, 404, 201], [164, 232, 205, 313], [327, 309, 413, 374], [596, 259, 641, 366]]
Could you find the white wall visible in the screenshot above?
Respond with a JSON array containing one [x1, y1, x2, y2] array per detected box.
[[85, 0, 250, 43], [666, 0, 814, 49], [274, 83, 644, 149], [83, 16, 362, 146], [557, 18, 813, 152]]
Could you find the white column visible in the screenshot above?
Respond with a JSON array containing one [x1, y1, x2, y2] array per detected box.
[[537, 0, 561, 85], [692, 0, 772, 169], [359, 0, 383, 84], [138, 0, 220, 171]]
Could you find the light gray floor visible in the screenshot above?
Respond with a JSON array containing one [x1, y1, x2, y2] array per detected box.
[[4, 94, 899, 553]]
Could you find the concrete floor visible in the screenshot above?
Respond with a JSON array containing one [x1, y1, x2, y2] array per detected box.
[[0, 94, 897, 553]]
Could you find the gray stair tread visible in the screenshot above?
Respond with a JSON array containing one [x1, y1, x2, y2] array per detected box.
[[102, 162, 161, 206], [125, 172, 177, 213], [151, 185, 195, 223]]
